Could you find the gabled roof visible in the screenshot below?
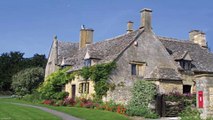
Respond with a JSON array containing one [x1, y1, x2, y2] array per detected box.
[[55, 30, 213, 79], [172, 51, 192, 61], [158, 36, 213, 73], [66, 30, 141, 72], [57, 41, 79, 65]]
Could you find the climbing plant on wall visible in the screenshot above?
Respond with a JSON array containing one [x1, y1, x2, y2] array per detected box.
[[80, 62, 116, 99], [38, 67, 74, 100]]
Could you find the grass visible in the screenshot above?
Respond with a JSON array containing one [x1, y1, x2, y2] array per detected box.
[[0, 98, 129, 120], [0, 101, 61, 120]]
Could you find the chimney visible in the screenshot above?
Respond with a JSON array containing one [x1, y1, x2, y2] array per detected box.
[[79, 26, 94, 49], [189, 30, 207, 48], [140, 8, 152, 31], [127, 21, 133, 33]]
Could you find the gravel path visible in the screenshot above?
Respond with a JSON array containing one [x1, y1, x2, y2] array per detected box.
[[10, 102, 81, 120]]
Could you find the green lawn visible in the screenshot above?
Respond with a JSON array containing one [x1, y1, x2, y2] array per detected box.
[[0, 101, 61, 120], [0, 98, 129, 120]]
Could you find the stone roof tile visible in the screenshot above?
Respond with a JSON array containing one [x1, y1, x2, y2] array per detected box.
[[158, 36, 213, 73]]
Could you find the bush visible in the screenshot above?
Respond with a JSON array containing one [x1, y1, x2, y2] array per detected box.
[[42, 100, 55, 105], [63, 97, 76, 106], [179, 107, 201, 120], [22, 91, 43, 103], [126, 80, 159, 118], [11, 67, 44, 96], [38, 67, 71, 100], [165, 92, 196, 108], [53, 92, 69, 100], [126, 107, 148, 116]]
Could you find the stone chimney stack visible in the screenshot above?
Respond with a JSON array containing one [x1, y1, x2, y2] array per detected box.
[[189, 30, 207, 48], [127, 21, 133, 33], [140, 8, 152, 31], [79, 26, 94, 49]]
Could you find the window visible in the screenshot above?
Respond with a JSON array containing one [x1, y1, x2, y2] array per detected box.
[[180, 60, 191, 70], [131, 63, 146, 76], [79, 82, 89, 94], [84, 59, 91, 66], [183, 85, 191, 94], [131, 64, 136, 75]]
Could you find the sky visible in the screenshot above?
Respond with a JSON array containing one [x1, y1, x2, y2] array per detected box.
[[0, 0, 213, 58]]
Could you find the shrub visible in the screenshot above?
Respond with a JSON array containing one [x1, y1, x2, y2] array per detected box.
[[38, 67, 72, 100], [179, 107, 201, 120], [54, 92, 69, 100], [126, 107, 149, 116], [63, 97, 76, 106], [165, 92, 196, 108], [78, 98, 95, 108], [22, 91, 43, 103], [82, 101, 95, 108], [126, 80, 159, 118], [42, 100, 55, 105], [11, 67, 44, 96]]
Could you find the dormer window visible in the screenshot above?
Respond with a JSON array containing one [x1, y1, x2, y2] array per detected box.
[[173, 51, 192, 71], [179, 60, 191, 70], [84, 59, 91, 66]]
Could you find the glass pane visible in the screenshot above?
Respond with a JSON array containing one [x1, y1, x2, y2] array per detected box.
[[131, 64, 136, 75]]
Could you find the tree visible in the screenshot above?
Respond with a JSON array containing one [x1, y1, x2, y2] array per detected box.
[[28, 54, 47, 68], [0, 51, 25, 91], [0, 51, 47, 92], [11, 67, 44, 96]]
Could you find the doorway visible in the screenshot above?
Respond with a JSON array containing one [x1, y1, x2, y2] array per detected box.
[[71, 85, 76, 99], [183, 85, 191, 94]]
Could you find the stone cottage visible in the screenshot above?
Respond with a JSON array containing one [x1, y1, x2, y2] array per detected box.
[[45, 8, 213, 116]]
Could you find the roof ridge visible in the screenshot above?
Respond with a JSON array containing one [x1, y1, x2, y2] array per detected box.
[[157, 36, 202, 46], [93, 30, 138, 45], [157, 36, 189, 42], [58, 40, 78, 44]]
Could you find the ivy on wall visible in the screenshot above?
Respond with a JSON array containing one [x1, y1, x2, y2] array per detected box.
[[38, 62, 116, 100], [80, 62, 116, 99], [38, 67, 73, 100]]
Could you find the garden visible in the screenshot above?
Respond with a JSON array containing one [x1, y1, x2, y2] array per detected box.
[[2, 60, 209, 120]]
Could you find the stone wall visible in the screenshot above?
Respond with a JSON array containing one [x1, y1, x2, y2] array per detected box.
[[105, 31, 181, 103], [65, 76, 95, 99], [45, 39, 59, 78], [195, 74, 213, 119], [158, 80, 183, 94]]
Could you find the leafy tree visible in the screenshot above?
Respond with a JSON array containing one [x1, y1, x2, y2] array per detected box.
[[27, 54, 47, 68], [0, 52, 25, 91], [11, 67, 44, 96], [0, 51, 47, 92]]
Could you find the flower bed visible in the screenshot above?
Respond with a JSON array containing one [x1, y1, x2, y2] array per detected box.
[[42, 97, 127, 115]]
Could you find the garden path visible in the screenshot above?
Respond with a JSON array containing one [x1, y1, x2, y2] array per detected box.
[[9, 102, 81, 120]]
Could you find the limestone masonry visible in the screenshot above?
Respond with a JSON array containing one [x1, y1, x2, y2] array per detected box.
[[45, 8, 213, 118]]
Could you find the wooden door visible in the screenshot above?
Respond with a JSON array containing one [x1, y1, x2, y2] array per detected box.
[[71, 85, 76, 99]]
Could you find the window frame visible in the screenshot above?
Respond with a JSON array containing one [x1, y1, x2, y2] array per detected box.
[[130, 62, 146, 76], [79, 82, 89, 94], [179, 60, 191, 70], [131, 64, 137, 75], [84, 59, 91, 67]]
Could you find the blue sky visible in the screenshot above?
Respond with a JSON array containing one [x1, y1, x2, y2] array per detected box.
[[0, 0, 213, 57]]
